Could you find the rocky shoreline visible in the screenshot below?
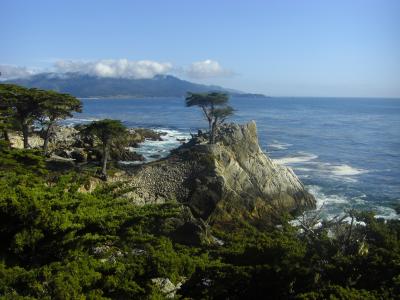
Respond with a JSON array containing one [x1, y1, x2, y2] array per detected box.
[[8, 125, 166, 163], [9, 121, 315, 226], [110, 121, 316, 227]]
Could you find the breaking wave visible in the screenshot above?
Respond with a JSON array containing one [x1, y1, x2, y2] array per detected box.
[[329, 164, 367, 176], [273, 152, 318, 165], [306, 185, 398, 220], [268, 140, 292, 151], [130, 128, 190, 163]]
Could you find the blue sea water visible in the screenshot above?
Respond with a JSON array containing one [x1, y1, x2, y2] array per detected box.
[[69, 97, 400, 219]]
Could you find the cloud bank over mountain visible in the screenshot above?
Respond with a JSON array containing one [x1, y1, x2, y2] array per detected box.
[[53, 59, 173, 79], [0, 65, 38, 79], [0, 59, 234, 81]]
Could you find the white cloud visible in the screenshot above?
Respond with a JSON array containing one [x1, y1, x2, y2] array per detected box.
[[1, 59, 236, 81], [54, 59, 173, 79], [0, 65, 37, 79], [186, 59, 234, 79]]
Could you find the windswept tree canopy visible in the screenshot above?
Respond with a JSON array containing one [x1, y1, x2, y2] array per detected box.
[[36, 89, 82, 154], [212, 106, 235, 123], [0, 83, 82, 151], [0, 84, 43, 124], [37, 90, 82, 122], [81, 119, 128, 178], [0, 84, 43, 148], [185, 92, 229, 107], [185, 92, 234, 143], [83, 119, 128, 146]]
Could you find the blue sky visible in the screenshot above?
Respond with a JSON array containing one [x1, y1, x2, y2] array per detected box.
[[1, 0, 399, 97]]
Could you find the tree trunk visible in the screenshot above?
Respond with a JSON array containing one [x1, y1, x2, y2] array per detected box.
[[208, 119, 212, 132], [101, 144, 109, 178], [43, 122, 54, 155], [210, 103, 215, 132], [22, 123, 29, 149], [209, 119, 217, 144], [208, 103, 216, 143], [201, 106, 212, 132], [3, 130, 9, 142]]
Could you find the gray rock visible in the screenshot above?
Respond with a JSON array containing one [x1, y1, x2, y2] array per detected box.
[[70, 148, 87, 162], [151, 277, 184, 298], [111, 121, 316, 226], [48, 126, 78, 152]]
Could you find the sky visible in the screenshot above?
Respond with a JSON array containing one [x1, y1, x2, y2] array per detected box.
[[1, 0, 399, 97]]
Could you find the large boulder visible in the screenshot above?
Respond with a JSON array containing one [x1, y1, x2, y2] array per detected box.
[[113, 121, 316, 226], [48, 126, 78, 151], [128, 128, 165, 147], [206, 121, 316, 225]]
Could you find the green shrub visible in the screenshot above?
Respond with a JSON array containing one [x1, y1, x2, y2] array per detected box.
[[0, 148, 399, 299]]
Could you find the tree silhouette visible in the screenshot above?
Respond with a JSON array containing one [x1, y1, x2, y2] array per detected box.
[[81, 119, 128, 179], [185, 92, 234, 144], [0, 84, 42, 148], [37, 90, 82, 155], [0, 84, 82, 152], [0, 98, 13, 144]]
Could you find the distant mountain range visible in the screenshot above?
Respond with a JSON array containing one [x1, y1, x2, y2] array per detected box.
[[3, 73, 267, 98]]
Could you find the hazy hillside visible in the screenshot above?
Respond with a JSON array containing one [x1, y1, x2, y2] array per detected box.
[[4, 73, 266, 98]]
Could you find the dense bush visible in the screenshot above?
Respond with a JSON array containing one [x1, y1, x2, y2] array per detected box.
[[0, 148, 399, 299]]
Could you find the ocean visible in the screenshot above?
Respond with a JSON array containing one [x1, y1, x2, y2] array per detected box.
[[67, 97, 400, 219]]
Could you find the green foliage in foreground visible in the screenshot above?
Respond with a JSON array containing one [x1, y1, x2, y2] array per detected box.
[[0, 148, 399, 299]]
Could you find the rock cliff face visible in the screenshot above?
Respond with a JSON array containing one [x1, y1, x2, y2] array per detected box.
[[118, 121, 315, 226]]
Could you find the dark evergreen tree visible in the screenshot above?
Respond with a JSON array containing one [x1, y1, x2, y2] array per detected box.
[[37, 90, 82, 154], [185, 92, 234, 144], [0, 84, 81, 153], [81, 119, 128, 178], [0, 84, 42, 148]]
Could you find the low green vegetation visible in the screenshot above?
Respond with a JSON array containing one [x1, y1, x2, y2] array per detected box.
[[0, 146, 399, 299]]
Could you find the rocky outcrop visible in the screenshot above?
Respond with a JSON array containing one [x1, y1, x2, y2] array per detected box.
[[9, 131, 44, 149], [128, 128, 165, 147], [116, 121, 316, 226], [9, 125, 162, 164], [151, 278, 185, 299], [48, 125, 78, 151]]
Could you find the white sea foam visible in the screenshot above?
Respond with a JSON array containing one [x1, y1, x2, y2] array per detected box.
[[307, 185, 349, 210], [273, 152, 318, 165], [274, 151, 367, 183], [329, 164, 367, 176], [131, 128, 191, 163], [64, 117, 100, 126], [306, 185, 399, 220], [309, 163, 369, 183], [290, 160, 368, 183], [374, 206, 399, 220], [293, 167, 313, 172], [119, 160, 145, 165], [268, 140, 292, 151]]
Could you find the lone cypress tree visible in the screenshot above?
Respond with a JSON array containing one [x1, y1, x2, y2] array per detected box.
[[185, 92, 234, 144], [82, 119, 128, 178]]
